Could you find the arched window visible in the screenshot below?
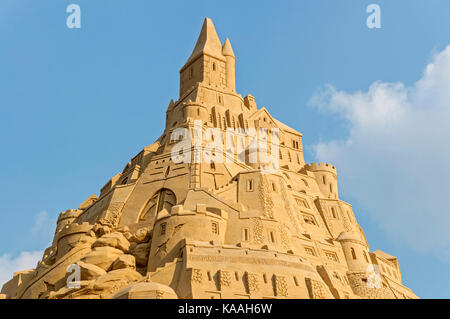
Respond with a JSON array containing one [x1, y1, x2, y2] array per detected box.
[[139, 188, 176, 222], [363, 251, 369, 263], [351, 248, 357, 260]]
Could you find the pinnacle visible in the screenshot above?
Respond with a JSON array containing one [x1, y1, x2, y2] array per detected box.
[[182, 18, 225, 70], [222, 38, 235, 57]]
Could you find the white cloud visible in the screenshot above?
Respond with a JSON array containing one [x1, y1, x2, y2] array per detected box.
[[0, 210, 55, 289], [310, 45, 450, 257], [0, 251, 43, 288]]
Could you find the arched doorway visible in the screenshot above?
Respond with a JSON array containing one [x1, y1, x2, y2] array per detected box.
[[138, 188, 176, 223]]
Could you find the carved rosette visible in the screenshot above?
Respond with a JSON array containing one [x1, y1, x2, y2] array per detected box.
[[306, 278, 327, 299], [245, 272, 260, 294], [252, 218, 264, 244], [218, 270, 232, 290], [191, 269, 203, 284], [274, 275, 288, 297], [259, 176, 274, 218]]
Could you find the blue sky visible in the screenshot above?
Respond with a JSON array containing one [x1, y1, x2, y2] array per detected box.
[[1, 0, 449, 298]]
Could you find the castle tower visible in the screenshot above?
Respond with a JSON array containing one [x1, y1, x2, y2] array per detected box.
[[337, 232, 371, 272], [305, 162, 338, 199], [179, 18, 229, 97]]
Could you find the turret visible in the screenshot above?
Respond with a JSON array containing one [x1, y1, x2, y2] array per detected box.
[[304, 162, 338, 199], [337, 232, 371, 272], [222, 38, 236, 92]]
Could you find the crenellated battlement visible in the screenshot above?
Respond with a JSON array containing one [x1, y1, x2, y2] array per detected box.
[[56, 209, 82, 224], [55, 222, 93, 241], [304, 162, 337, 174]]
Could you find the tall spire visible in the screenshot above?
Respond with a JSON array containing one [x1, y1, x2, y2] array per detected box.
[[181, 18, 225, 71]]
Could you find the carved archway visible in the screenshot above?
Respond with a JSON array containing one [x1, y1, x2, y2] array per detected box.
[[138, 188, 176, 223]]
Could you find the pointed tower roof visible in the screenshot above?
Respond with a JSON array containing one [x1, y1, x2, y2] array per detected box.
[[181, 18, 225, 71], [222, 38, 235, 57]]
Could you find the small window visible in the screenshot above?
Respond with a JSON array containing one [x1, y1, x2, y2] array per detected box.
[[322, 176, 326, 184], [212, 222, 219, 235], [269, 231, 275, 243], [272, 183, 276, 192], [210, 162, 216, 171], [243, 228, 250, 242], [122, 177, 128, 185], [235, 272, 239, 281], [351, 248, 357, 260], [207, 271, 212, 281], [247, 179, 254, 191], [212, 63, 216, 71], [293, 276, 299, 286], [304, 246, 316, 256], [160, 223, 166, 235], [303, 214, 316, 226], [263, 273, 267, 283], [331, 207, 337, 219], [363, 251, 369, 263]]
